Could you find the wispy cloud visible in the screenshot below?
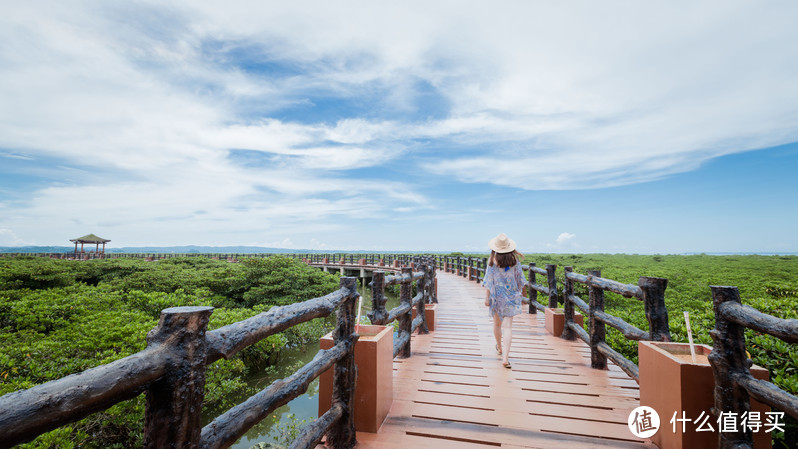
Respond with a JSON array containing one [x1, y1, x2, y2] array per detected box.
[[556, 233, 575, 245], [0, 229, 29, 246]]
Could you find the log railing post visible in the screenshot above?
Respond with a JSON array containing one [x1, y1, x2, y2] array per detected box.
[[467, 257, 474, 281], [639, 276, 671, 342], [587, 270, 607, 370], [368, 271, 387, 325], [708, 286, 752, 449], [561, 266, 575, 340], [326, 277, 359, 448], [398, 267, 413, 358], [416, 262, 429, 334], [528, 263, 537, 314], [430, 258, 438, 304], [143, 306, 214, 449], [546, 264, 558, 309]]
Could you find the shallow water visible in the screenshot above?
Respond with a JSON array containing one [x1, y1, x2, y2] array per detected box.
[[228, 283, 400, 448]]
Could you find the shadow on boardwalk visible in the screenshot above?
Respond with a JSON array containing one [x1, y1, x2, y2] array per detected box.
[[353, 271, 658, 448]]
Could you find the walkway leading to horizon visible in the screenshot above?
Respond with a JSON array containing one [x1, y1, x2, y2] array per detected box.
[[351, 271, 657, 448]]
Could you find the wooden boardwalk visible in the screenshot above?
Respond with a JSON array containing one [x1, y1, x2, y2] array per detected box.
[[354, 271, 657, 449]]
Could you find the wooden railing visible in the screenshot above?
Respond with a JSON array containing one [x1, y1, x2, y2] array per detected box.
[[524, 263, 559, 314], [434, 255, 495, 283], [0, 252, 427, 265], [0, 278, 364, 449], [560, 267, 670, 381], [435, 255, 487, 283], [301, 253, 418, 267], [430, 255, 672, 380], [367, 257, 437, 358], [709, 286, 798, 449]]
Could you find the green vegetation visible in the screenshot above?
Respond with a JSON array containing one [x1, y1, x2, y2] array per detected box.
[[1, 253, 796, 447], [515, 253, 797, 448], [0, 255, 339, 448]]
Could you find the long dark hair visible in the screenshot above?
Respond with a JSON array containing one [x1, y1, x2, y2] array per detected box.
[[489, 250, 522, 268]]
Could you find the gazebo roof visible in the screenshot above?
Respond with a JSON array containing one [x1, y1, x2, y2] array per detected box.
[[70, 233, 111, 244]]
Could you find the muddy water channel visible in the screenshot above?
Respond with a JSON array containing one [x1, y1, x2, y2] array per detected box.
[[227, 283, 399, 448]]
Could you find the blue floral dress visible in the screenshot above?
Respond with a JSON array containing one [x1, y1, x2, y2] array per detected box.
[[483, 263, 525, 319]]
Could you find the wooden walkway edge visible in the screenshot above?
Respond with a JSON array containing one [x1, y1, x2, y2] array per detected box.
[[353, 271, 658, 448]]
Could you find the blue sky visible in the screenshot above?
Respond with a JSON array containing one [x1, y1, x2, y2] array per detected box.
[[1, 1, 797, 253]]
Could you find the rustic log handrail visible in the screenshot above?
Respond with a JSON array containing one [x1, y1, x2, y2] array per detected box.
[[524, 263, 558, 314], [434, 255, 487, 283], [564, 270, 643, 299], [0, 277, 362, 449], [384, 271, 424, 286], [566, 292, 590, 315], [385, 303, 412, 324], [205, 288, 350, 363], [596, 341, 640, 380], [560, 266, 670, 382], [716, 300, 798, 343], [367, 258, 436, 359], [709, 286, 798, 449], [0, 344, 171, 447], [396, 267, 414, 358], [200, 338, 356, 449], [288, 402, 344, 449], [565, 291, 650, 341], [593, 309, 650, 341]]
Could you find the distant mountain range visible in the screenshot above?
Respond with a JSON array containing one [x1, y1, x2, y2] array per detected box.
[[0, 245, 416, 254]]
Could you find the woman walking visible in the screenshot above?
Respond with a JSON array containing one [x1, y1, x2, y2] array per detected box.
[[482, 233, 525, 368]]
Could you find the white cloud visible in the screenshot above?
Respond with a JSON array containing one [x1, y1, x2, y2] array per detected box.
[[556, 233, 575, 245], [265, 238, 294, 249], [0, 229, 29, 246], [1, 1, 797, 246], [545, 232, 579, 251], [308, 238, 329, 250]]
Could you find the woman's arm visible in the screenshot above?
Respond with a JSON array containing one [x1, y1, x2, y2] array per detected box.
[[515, 262, 526, 292], [482, 265, 493, 307]]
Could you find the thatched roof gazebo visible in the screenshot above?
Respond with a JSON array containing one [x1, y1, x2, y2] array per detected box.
[[70, 234, 111, 258]]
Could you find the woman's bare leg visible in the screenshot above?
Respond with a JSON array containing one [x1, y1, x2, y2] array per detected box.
[[492, 313, 503, 353], [501, 315, 513, 364]]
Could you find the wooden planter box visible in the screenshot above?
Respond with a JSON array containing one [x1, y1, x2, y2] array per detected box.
[[319, 325, 393, 433], [412, 303, 438, 331], [544, 308, 583, 337], [639, 341, 770, 449]]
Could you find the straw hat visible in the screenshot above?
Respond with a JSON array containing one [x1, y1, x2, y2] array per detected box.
[[488, 233, 516, 253]]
